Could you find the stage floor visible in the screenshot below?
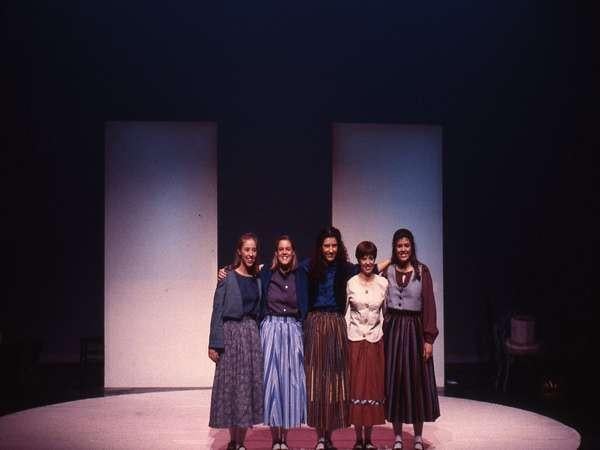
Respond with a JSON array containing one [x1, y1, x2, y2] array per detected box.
[[0, 390, 580, 449]]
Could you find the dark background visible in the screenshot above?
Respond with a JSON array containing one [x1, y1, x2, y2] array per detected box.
[[4, 0, 597, 429]]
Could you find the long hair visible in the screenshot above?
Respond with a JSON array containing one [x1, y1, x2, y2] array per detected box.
[[391, 228, 421, 281], [270, 234, 298, 271], [309, 226, 349, 281], [233, 232, 260, 276]]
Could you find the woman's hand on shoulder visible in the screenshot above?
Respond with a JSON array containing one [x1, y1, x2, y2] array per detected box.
[[217, 266, 229, 281], [377, 259, 391, 273], [208, 348, 220, 363]]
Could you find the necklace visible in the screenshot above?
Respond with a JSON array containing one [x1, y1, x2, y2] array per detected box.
[[358, 275, 374, 294]]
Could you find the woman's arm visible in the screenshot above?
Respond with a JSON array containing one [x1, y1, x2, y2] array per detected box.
[[347, 259, 390, 276], [218, 264, 264, 281], [208, 279, 227, 361], [381, 279, 389, 320], [208, 348, 220, 363], [217, 265, 232, 281], [421, 265, 439, 345], [377, 259, 391, 273], [298, 258, 311, 273], [344, 280, 352, 326]]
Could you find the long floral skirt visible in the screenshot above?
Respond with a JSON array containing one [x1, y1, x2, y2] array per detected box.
[[209, 317, 264, 428]]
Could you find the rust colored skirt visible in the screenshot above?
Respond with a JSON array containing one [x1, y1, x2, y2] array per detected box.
[[384, 309, 440, 424], [347, 339, 386, 426], [304, 311, 349, 430]]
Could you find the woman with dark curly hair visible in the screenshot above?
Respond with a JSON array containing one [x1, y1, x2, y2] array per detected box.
[[382, 229, 440, 450]]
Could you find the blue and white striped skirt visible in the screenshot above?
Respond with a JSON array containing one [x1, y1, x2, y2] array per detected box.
[[260, 315, 307, 428]]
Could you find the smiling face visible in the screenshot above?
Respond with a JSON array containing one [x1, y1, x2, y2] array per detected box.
[[359, 254, 376, 276], [238, 238, 257, 269], [395, 237, 412, 264], [322, 237, 338, 263], [276, 239, 294, 268]]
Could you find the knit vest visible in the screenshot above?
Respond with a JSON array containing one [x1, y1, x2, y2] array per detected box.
[[385, 265, 422, 311]]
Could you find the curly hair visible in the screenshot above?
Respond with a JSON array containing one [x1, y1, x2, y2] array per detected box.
[[309, 226, 349, 281]]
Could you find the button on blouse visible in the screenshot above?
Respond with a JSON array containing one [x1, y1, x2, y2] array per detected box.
[[266, 269, 298, 316], [313, 264, 337, 309], [345, 274, 388, 343]]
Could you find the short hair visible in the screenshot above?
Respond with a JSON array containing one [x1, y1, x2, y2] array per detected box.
[[355, 240, 377, 260]]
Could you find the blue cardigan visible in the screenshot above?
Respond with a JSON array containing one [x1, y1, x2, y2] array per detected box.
[[258, 265, 309, 321], [208, 271, 262, 351]]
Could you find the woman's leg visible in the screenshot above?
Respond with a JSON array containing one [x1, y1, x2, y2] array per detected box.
[[392, 422, 403, 448], [315, 428, 326, 449], [227, 428, 236, 448], [413, 422, 424, 449], [280, 428, 289, 448], [270, 426, 281, 444], [354, 424, 363, 439], [325, 429, 336, 448], [364, 426, 373, 446], [354, 425, 364, 445], [413, 422, 423, 436], [236, 427, 248, 446]]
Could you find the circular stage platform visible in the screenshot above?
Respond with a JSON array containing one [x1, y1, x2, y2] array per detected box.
[[0, 390, 580, 449]]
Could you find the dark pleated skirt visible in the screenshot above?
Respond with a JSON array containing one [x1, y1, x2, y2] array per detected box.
[[348, 339, 386, 426], [209, 317, 264, 428], [384, 310, 440, 424], [304, 311, 349, 430]]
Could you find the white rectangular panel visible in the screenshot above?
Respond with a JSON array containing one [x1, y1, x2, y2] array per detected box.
[[105, 122, 217, 387], [333, 123, 445, 387]]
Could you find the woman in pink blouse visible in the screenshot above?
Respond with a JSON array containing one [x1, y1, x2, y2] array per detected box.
[[345, 241, 388, 450]]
